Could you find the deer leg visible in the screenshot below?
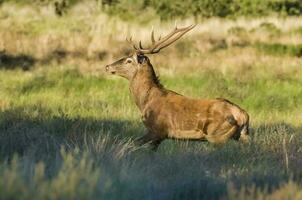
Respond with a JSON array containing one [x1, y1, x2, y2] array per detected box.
[[238, 125, 250, 143], [168, 129, 206, 140], [135, 133, 160, 145], [135, 134, 153, 146], [230, 124, 250, 143], [150, 139, 163, 151], [206, 123, 237, 144], [135, 133, 163, 151]]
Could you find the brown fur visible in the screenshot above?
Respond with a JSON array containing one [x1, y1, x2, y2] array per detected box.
[[105, 53, 250, 150]]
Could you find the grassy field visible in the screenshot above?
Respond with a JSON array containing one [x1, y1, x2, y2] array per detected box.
[[1, 2, 302, 199]]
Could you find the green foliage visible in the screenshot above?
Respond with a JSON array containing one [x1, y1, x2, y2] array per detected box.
[[149, 0, 194, 20], [193, 0, 236, 18], [1, 0, 82, 16], [2, 0, 302, 19], [232, 0, 272, 16], [104, 0, 154, 22], [270, 0, 302, 16], [103, 0, 302, 20], [2, 0, 80, 5], [254, 42, 302, 57]]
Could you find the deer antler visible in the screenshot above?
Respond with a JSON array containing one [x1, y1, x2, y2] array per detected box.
[[127, 24, 196, 54]]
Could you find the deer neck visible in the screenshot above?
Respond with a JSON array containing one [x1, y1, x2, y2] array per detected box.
[[129, 63, 163, 112]]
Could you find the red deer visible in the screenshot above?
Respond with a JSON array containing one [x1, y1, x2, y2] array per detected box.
[[105, 25, 249, 150]]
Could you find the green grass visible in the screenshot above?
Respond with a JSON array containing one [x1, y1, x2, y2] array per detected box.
[[254, 43, 302, 57], [1, 2, 302, 199], [0, 66, 302, 199]]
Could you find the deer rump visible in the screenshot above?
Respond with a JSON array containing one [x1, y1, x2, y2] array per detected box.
[[141, 94, 249, 145]]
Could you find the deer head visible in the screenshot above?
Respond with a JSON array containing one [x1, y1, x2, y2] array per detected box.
[[105, 24, 196, 80]]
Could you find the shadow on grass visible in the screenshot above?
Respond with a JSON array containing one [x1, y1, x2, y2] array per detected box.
[[0, 49, 109, 71], [1, 105, 302, 199], [153, 122, 302, 198], [0, 106, 142, 160], [0, 50, 36, 70]]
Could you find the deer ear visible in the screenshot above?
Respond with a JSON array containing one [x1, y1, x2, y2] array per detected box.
[[137, 54, 147, 64]]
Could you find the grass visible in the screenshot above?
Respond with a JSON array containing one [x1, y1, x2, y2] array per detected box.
[[254, 43, 302, 57], [1, 2, 302, 199]]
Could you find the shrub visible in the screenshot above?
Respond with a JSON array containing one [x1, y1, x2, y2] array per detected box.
[[105, 0, 302, 20], [105, 0, 154, 21], [232, 0, 273, 16], [149, 0, 193, 20], [193, 0, 235, 18], [1, 0, 302, 19], [270, 0, 302, 16]]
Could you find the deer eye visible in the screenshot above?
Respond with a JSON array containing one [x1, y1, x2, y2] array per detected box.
[[126, 58, 132, 63]]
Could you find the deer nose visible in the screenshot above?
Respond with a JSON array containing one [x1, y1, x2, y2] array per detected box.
[[105, 65, 110, 72]]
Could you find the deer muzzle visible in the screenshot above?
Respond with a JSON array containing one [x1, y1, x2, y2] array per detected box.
[[105, 65, 116, 75]]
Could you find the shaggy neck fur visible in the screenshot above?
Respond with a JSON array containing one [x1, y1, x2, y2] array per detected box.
[[129, 61, 164, 112]]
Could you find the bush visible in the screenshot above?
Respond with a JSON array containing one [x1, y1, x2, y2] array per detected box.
[[149, 0, 193, 20], [193, 0, 235, 18], [1, 0, 302, 19], [104, 0, 153, 21], [232, 0, 271, 16], [105, 0, 302, 20], [270, 0, 302, 16]]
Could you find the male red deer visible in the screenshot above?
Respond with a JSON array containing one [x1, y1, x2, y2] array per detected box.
[[105, 25, 249, 150]]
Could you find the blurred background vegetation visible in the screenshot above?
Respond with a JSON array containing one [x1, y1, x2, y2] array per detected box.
[[1, 0, 302, 19]]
